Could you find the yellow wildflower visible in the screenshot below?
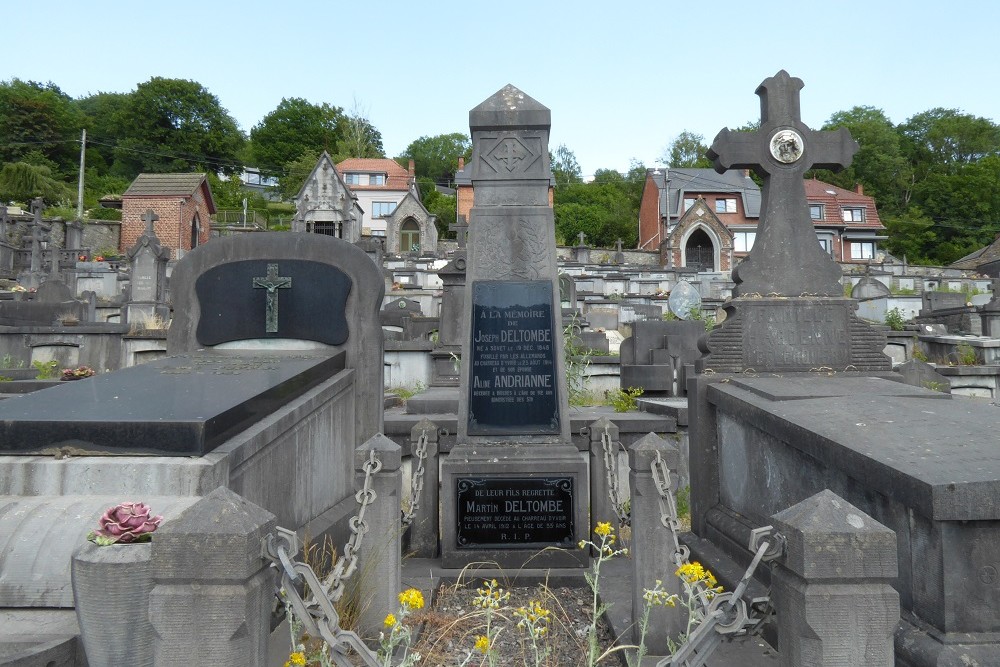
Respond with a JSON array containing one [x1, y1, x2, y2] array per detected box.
[[594, 522, 613, 537], [284, 652, 307, 667], [384, 613, 397, 628], [474, 635, 490, 653], [398, 588, 425, 610]]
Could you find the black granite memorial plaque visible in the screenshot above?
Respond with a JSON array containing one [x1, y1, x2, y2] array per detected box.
[[0, 351, 345, 456], [456, 476, 574, 548], [195, 260, 352, 346], [467, 281, 559, 435]]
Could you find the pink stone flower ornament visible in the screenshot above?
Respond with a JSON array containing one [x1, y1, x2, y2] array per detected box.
[[87, 501, 163, 546]]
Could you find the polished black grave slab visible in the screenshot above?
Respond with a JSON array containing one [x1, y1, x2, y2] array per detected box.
[[0, 350, 346, 456]]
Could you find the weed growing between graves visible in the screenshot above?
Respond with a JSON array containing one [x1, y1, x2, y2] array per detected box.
[[128, 312, 169, 335], [580, 523, 633, 666], [957, 343, 978, 366], [564, 315, 592, 406], [389, 382, 425, 401], [32, 359, 59, 379], [884, 307, 905, 331], [635, 562, 724, 659], [0, 354, 25, 369], [912, 341, 928, 362], [607, 386, 644, 412]]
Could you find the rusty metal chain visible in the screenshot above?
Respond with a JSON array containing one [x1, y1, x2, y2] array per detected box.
[[601, 424, 630, 525], [659, 527, 783, 667], [324, 448, 382, 602], [651, 449, 690, 567], [262, 528, 381, 667], [401, 428, 428, 529]]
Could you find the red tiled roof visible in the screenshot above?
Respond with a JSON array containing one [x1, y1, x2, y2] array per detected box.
[[804, 178, 884, 229], [336, 158, 412, 191]]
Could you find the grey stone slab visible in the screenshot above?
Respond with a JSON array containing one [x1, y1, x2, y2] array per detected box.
[[709, 377, 1000, 520], [0, 350, 345, 456], [637, 397, 689, 426], [726, 374, 943, 401]]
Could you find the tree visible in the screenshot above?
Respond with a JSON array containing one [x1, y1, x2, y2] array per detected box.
[[112, 77, 245, 177], [663, 131, 711, 168], [278, 149, 321, 201], [248, 97, 344, 178], [333, 100, 385, 161], [900, 108, 1000, 178], [550, 144, 582, 187], [0, 161, 72, 204], [417, 176, 456, 238], [0, 79, 83, 175], [811, 106, 912, 217], [76, 91, 130, 175], [397, 133, 471, 187]]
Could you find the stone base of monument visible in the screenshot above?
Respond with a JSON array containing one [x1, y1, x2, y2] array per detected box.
[[440, 443, 589, 569]]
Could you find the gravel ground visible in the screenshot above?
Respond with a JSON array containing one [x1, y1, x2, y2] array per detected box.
[[407, 582, 624, 666]]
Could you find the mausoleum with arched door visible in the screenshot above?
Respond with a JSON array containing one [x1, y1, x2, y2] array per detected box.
[[384, 192, 439, 255], [661, 196, 734, 272]]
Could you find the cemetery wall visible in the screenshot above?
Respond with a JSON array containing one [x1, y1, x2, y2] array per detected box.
[[4, 218, 119, 255]]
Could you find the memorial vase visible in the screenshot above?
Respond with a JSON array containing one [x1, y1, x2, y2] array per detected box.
[[71, 541, 154, 667]]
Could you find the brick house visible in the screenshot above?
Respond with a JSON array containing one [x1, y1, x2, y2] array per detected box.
[[121, 173, 215, 258], [638, 167, 885, 270], [336, 157, 416, 238], [454, 156, 554, 223]]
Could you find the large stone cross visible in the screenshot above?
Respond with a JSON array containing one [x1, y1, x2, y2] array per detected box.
[[142, 209, 159, 236], [577, 231, 586, 247], [0, 205, 8, 240], [707, 70, 858, 297], [449, 215, 469, 248], [252, 263, 292, 333]]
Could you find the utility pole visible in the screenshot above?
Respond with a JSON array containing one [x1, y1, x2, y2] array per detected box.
[[76, 129, 86, 220]]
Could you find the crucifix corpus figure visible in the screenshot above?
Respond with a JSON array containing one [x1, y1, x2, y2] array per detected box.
[[707, 70, 858, 297], [252, 263, 292, 333]]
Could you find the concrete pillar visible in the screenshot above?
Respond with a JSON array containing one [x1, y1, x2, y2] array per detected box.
[[354, 434, 402, 638], [149, 487, 277, 667], [588, 417, 621, 527], [770, 489, 899, 667], [628, 432, 684, 654], [408, 418, 439, 557]]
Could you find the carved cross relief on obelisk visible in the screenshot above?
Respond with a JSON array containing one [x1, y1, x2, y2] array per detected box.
[[707, 70, 858, 297]]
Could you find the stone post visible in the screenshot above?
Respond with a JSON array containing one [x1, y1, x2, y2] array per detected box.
[[354, 434, 402, 638], [148, 487, 277, 667], [588, 417, 620, 526], [408, 418, 439, 557], [627, 432, 684, 654], [770, 489, 899, 667]]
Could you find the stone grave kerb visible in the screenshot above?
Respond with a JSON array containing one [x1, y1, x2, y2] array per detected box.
[[166, 232, 385, 443]]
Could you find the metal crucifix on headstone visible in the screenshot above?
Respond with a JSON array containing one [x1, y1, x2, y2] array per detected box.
[[707, 70, 858, 297], [252, 263, 292, 333]]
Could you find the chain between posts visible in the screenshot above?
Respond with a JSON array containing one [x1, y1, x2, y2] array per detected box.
[[401, 428, 428, 529], [262, 528, 381, 667], [601, 424, 630, 526], [651, 449, 689, 567], [325, 448, 382, 602]]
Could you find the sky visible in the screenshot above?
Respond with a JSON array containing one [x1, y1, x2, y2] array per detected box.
[[4, 1, 999, 178]]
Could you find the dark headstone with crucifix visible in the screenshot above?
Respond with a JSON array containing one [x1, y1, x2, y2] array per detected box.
[[442, 84, 588, 570], [166, 232, 385, 443], [702, 71, 890, 373], [125, 209, 171, 325]]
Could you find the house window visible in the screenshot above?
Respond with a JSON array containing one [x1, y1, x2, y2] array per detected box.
[[842, 207, 865, 222], [369, 173, 386, 185], [850, 241, 875, 259], [810, 204, 824, 220], [818, 237, 832, 254], [734, 231, 756, 252], [344, 173, 361, 185], [371, 201, 396, 218], [683, 198, 696, 212], [715, 198, 737, 214]]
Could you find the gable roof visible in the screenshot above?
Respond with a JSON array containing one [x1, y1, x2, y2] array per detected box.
[[648, 168, 761, 219], [124, 173, 216, 212], [803, 178, 884, 229], [294, 151, 357, 203], [336, 158, 412, 191]]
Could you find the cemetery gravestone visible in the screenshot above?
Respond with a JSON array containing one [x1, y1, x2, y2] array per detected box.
[[702, 71, 890, 374], [125, 209, 171, 325], [442, 85, 588, 568]]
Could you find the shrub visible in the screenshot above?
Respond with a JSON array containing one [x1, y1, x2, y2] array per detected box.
[[608, 386, 643, 412], [884, 307, 905, 331], [86, 207, 122, 221], [957, 343, 977, 366]]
